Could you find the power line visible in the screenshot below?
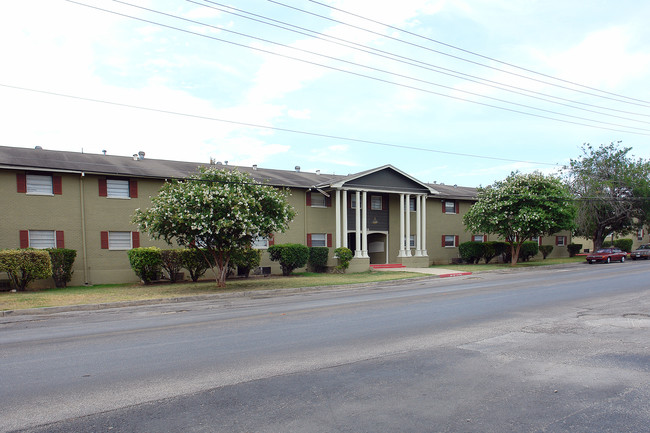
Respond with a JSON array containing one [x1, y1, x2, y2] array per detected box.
[[270, 0, 650, 108], [194, 0, 650, 122], [0, 82, 560, 166], [63, 1, 650, 135]]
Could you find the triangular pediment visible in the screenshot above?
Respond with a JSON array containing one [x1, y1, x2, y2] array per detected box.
[[327, 165, 438, 194]]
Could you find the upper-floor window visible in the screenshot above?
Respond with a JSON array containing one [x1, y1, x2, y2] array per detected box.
[[371, 195, 383, 210], [443, 200, 458, 214], [311, 194, 326, 207], [99, 178, 138, 198], [409, 197, 416, 212], [17, 173, 62, 195]]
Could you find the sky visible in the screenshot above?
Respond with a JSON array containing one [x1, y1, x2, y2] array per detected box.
[[2, 0, 650, 187]]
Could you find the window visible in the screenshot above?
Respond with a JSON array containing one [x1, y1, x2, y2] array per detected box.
[[99, 178, 137, 198], [409, 235, 415, 248], [443, 200, 458, 214], [107, 179, 130, 198], [307, 233, 331, 247], [531, 236, 542, 245], [371, 195, 383, 210], [101, 231, 140, 250], [20, 230, 64, 249], [409, 197, 416, 212], [638, 229, 644, 241], [442, 235, 458, 248], [309, 192, 327, 208], [17, 174, 62, 195], [556, 236, 567, 247], [252, 235, 273, 249], [350, 194, 357, 209], [472, 235, 485, 242]]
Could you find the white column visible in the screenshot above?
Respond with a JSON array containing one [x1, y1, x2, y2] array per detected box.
[[421, 194, 428, 256], [415, 193, 423, 257], [362, 191, 369, 258], [335, 189, 341, 249], [355, 190, 362, 258], [405, 194, 412, 257], [342, 190, 348, 249], [398, 193, 406, 257]]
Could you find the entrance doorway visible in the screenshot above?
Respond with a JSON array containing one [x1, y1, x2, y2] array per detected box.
[[367, 232, 387, 264]]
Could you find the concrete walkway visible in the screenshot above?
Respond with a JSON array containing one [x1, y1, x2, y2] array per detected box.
[[378, 267, 472, 278]]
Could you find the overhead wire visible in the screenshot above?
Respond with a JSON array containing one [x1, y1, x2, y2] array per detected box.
[[62, 0, 650, 136]]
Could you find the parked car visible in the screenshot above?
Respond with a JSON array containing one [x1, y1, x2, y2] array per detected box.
[[586, 248, 627, 264], [630, 244, 650, 260]]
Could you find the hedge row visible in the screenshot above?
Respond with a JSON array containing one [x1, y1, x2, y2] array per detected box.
[[0, 248, 78, 291]]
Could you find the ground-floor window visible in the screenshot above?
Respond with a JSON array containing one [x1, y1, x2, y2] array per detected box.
[[555, 236, 567, 247], [442, 235, 458, 247]]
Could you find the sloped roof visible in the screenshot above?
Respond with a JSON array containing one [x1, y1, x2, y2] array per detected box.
[[0, 146, 476, 198]]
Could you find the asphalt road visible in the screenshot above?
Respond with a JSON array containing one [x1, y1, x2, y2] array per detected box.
[[1, 262, 649, 432]]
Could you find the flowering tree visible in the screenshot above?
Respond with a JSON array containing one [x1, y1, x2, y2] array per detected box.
[[463, 172, 576, 265], [133, 167, 295, 287]]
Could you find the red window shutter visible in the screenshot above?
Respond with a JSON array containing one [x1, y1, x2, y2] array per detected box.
[[101, 231, 109, 249], [327, 233, 332, 248], [455, 235, 459, 247], [20, 230, 29, 248], [442, 201, 445, 213], [98, 178, 107, 197], [56, 231, 65, 248], [555, 236, 559, 246], [307, 233, 312, 247], [306, 191, 311, 206], [455, 201, 459, 214], [483, 235, 488, 243], [53, 176, 62, 195], [325, 195, 331, 207], [132, 232, 140, 248], [129, 180, 138, 198], [268, 235, 275, 246], [441, 235, 446, 247], [17, 173, 27, 193]]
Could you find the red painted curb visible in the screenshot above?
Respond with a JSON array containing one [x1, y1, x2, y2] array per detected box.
[[438, 272, 473, 278]]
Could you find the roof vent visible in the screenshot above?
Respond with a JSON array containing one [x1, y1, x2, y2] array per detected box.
[[216, 161, 222, 165], [34, 146, 43, 150], [252, 164, 258, 170], [209, 157, 216, 165], [102, 150, 107, 155], [295, 166, 300, 172], [316, 169, 320, 175], [224, 160, 228, 166], [138, 151, 145, 160], [132, 154, 139, 160]]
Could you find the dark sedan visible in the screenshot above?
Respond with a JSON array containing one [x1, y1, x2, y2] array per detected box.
[[586, 248, 627, 264], [631, 244, 650, 260]]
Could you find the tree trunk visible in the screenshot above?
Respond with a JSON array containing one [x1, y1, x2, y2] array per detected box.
[[510, 243, 522, 266]]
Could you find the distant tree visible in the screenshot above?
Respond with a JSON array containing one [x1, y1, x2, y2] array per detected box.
[[564, 142, 650, 250], [463, 172, 576, 265], [133, 167, 295, 287]]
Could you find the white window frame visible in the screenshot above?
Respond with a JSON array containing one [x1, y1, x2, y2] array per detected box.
[[638, 229, 644, 241], [472, 235, 484, 243], [409, 234, 415, 248], [29, 230, 56, 249], [444, 200, 456, 214], [107, 179, 130, 199], [556, 236, 567, 247], [108, 231, 133, 250], [26, 174, 53, 195], [311, 233, 327, 247], [310, 193, 326, 208], [252, 236, 269, 249], [350, 194, 357, 209], [444, 235, 456, 248], [409, 197, 416, 212], [371, 195, 382, 210]]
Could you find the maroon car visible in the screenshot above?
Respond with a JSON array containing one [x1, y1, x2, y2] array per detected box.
[[586, 247, 627, 264]]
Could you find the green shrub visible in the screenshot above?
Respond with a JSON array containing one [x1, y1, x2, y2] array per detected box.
[[614, 238, 633, 253], [601, 241, 612, 248], [231, 248, 261, 278], [486, 241, 508, 264], [539, 245, 554, 259], [308, 247, 330, 272], [567, 243, 583, 257], [458, 242, 484, 264], [0, 249, 52, 291], [519, 241, 540, 262], [46, 248, 77, 288], [334, 247, 354, 272], [160, 249, 184, 282], [127, 247, 162, 284], [268, 244, 309, 276], [180, 248, 213, 282]]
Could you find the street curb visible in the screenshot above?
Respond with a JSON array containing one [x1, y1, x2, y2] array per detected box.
[[0, 275, 438, 318], [438, 272, 473, 278]]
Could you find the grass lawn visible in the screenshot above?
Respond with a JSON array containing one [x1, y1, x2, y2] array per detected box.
[[0, 271, 424, 311], [430, 256, 585, 272]]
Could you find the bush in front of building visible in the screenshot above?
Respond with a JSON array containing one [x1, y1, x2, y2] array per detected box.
[[539, 245, 554, 259], [458, 242, 484, 264], [334, 247, 353, 272], [268, 244, 309, 276], [567, 243, 583, 257], [231, 248, 261, 278], [607, 238, 633, 253], [484, 241, 508, 264], [127, 247, 162, 284], [519, 241, 540, 262], [308, 247, 330, 273], [0, 249, 53, 291], [179, 248, 213, 282], [46, 248, 77, 288], [160, 249, 184, 283]]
